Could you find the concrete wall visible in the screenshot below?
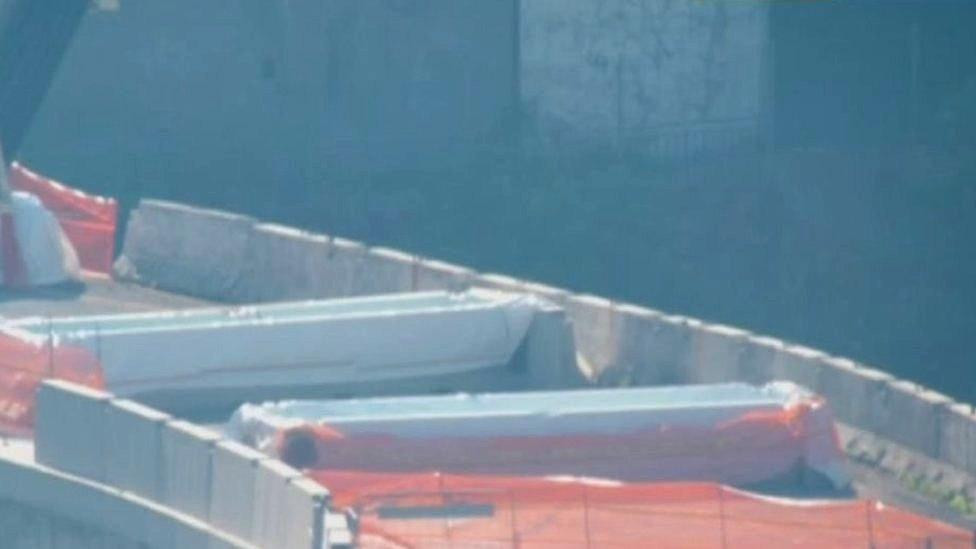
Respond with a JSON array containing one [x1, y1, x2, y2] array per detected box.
[[0, 438, 251, 548], [114, 198, 976, 486], [33, 380, 330, 549], [519, 0, 769, 155]]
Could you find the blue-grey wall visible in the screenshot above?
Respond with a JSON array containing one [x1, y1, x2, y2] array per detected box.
[[518, 0, 768, 156], [15, 1, 976, 404], [21, 0, 517, 194]]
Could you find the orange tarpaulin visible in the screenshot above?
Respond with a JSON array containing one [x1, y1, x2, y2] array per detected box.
[[273, 396, 846, 489], [313, 470, 975, 548], [10, 163, 117, 274], [0, 331, 103, 436]]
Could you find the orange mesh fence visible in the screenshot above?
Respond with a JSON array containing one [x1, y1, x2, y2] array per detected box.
[[10, 163, 117, 273], [313, 471, 974, 548], [0, 331, 104, 436]]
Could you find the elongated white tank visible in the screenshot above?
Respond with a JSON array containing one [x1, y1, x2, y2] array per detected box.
[[6, 289, 542, 396]]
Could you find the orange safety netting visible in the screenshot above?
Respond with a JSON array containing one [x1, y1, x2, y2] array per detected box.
[[0, 331, 103, 436], [10, 163, 117, 274], [274, 397, 845, 489], [313, 470, 975, 549]]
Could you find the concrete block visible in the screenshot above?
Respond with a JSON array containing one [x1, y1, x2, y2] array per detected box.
[[940, 403, 976, 474], [474, 273, 527, 294], [564, 294, 616, 378], [521, 280, 572, 307], [252, 459, 301, 548], [607, 305, 674, 386], [688, 323, 751, 384], [771, 345, 829, 394], [327, 237, 368, 297], [160, 420, 221, 520], [413, 259, 476, 292], [0, 452, 253, 549], [737, 336, 783, 385], [875, 380, 953, 458], [117, 200, 255, 301], [209, 440, 266, 541], [283, 477, 330, 549], [357, 247, 417, 295], [521, 306, 583, 389], [655, 315, 703, 384], [104, 399, 171, 499], [818, 357, 893, 428], [232, 223, 334, 302], [34, 380, 112, 482]]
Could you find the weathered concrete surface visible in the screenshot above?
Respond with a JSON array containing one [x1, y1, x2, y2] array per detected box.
[[518, 305, 584, 389], [34, 381, 111, 483], [414, 259, 476, 292], [0, 273, 207, 320], [1, 442, 252, 549], [160, 420, 221, 520], [103, 399, 171, 500], [116, 200, 254, 301], [840, 422, 976, 531], [230, 223, 335, 303], [520, 0, 768, 154], [30, 381, 329, 549]]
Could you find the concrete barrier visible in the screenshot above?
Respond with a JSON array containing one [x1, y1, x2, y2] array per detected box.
[[563, 294, 616, 379], [104, 399, 170, 500], [280, 478, 329, 549], [817, 357, 893, 428], [475, 273, 528, 294], [116, 200, 255, 301], [688, 323, 751, 384], [34, 380, 111, 482], [0, 450, 252, 548], [594, 305, 670, 386], [250, 461, 329, 549], [736, 335, 784, 385], [876, 380, 953, 458], [358, 247, 417, 295], [209, 440, 266, 540], [770, 345, 829, 395], [521, 281, 572, 307], [327, 237, 369, 297], [252, 459, 301, 547], [414, 258, 476, 292], [160, 420, 220, 520], [35, 381, 327, 548], [941, 404, 976, 473], [231, 223, 334, 303], [518, 305, 583, 388]]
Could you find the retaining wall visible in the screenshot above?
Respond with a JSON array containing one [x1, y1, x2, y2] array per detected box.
[[115, 199, 976, 483], [33, 380, 329, 549]]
